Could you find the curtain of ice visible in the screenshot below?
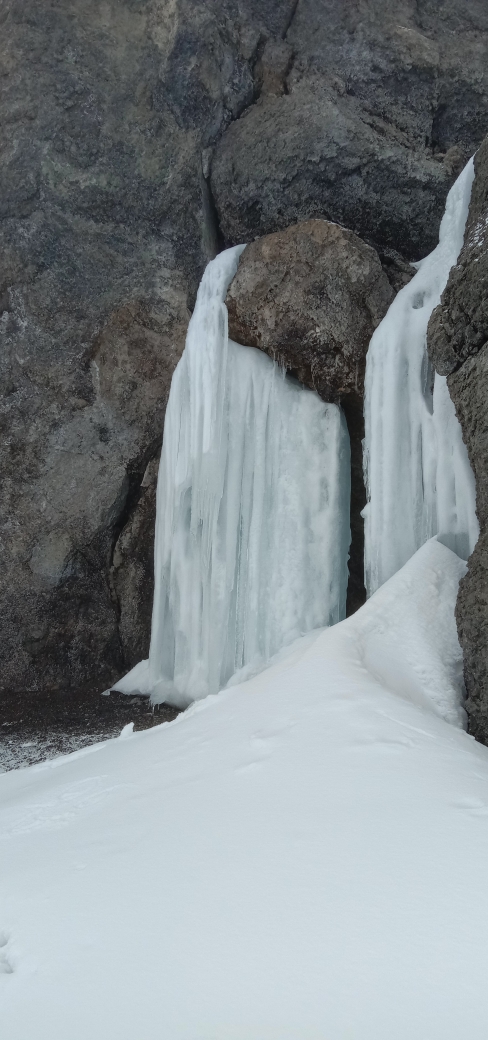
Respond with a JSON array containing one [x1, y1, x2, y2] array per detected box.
[[363, 159, 479, 596], [116, 246, 351, 706]]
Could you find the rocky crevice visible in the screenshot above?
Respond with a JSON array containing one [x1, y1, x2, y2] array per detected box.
[[110, 455, 161, 671], [282, 0, 301, 41]]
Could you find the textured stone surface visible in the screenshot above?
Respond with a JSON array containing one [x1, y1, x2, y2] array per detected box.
[[428, 137, 488, 742], [227, 220, 394, 400], [226, 220, 394, 613], [111, 457, 159, 671], [0, 0, 296, 696], [2, 0, 488, 699], [212, 0, 488, 261], [448, 353, 488, 744], [429, 138, 488, 377]]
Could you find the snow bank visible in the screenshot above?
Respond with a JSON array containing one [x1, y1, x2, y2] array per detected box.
[[2, 542, 488, 1040], [116, 246, 350, 706], [364, 158, 479, 594], [348, 537, 467, 726]]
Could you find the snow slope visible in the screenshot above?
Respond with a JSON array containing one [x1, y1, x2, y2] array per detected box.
[[2, 541, 488, 1039]]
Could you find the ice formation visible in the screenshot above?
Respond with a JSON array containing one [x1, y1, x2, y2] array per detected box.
[[116, 246, 351, 706], [363, 158, 479, 596]]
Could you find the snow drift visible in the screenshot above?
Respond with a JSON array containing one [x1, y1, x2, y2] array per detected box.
[[3, 542, 488, 1040]]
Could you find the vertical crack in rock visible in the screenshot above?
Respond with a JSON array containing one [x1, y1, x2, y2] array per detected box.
[[201, 151, 225, 260], [283, 0, 301, 40], [110, 455, 161, 671], [341, 396, 367, 616]]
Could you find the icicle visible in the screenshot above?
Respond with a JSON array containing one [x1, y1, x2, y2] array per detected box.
[[115, 246, 351, 706], [363, 159, 479, 596]]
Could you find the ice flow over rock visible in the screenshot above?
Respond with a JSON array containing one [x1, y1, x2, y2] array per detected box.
[[363, 158, 479, 596], [115, 246, 351, 706]]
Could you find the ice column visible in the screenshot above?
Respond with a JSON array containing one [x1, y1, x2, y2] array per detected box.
[[116, 246, 351, 706], [363, 159, 479, 596]]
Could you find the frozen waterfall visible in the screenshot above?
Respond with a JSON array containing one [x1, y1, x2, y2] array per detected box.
[[363, 158, 479, 596], [116, 246, 351, 706]]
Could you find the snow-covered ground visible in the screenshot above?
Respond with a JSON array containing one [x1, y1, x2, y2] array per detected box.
[[2, 540, 488, 1039]]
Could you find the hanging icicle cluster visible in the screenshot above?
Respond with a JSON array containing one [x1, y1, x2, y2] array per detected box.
[[363, 159, 479, 596], [116, 246, 351, 706]]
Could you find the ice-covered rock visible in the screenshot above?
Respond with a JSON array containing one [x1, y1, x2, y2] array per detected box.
[[428, 135, 488, 743], [115, 247, 351, 706], [363, 159, 479, 597]]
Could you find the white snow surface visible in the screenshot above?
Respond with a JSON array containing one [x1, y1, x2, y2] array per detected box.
[[115, 246, 350, 707], [364, 158, 479, 595], [3, 540, 488, 1039]]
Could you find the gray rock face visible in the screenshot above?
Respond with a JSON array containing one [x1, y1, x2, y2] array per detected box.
[[2, 0, 488, 699], [226, 220, 394, 613], [0, 0, 296, 695], [428, 136, 488, 742], [212, 0, 488, 261], [429, 139, 488, 378]]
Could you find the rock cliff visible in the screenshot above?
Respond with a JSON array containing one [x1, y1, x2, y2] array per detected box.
[[212, 0, 488, 260], [0, 0, 297, 694], [428, 135, 488, 743], [1, 0, 488, 697]]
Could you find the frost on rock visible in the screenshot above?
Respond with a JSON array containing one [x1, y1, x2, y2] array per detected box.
[[364, 158, 479, 596], [115, 247, 351, 706]]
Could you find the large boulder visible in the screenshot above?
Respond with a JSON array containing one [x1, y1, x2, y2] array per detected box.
[[428, 136, 488, 743], [227, 220, 395, 401], [226, 219, 395, 613]]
